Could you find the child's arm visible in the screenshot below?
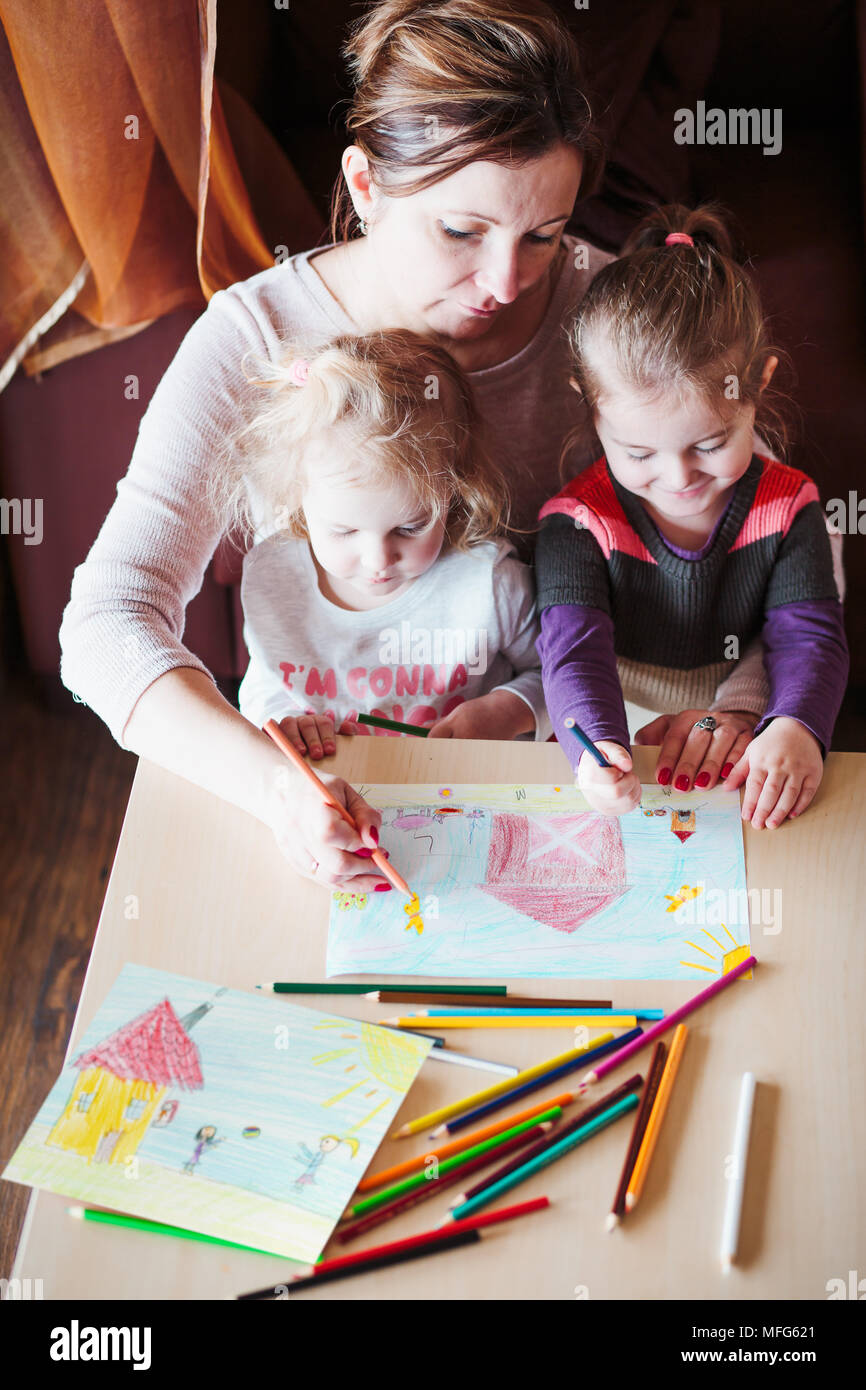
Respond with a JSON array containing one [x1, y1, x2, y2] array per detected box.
[[722, 503, 849, 827]]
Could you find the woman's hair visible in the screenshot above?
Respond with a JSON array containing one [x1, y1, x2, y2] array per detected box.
[[329, 0, 603, 242], [213, 330, 509, 550], [562, 202, 791, 466]]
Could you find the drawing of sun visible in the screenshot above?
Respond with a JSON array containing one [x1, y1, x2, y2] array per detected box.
[[680, 926, 752, 979], [310, 1020, 427, 1132], [438, 786, 453, 798]]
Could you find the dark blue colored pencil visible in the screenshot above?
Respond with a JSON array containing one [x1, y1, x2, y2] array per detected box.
[[438, 1027, 644, 1135], [564, 716, 611, 768]]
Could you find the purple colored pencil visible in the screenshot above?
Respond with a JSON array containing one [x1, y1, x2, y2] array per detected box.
[[437, 1028, 644, 1135]]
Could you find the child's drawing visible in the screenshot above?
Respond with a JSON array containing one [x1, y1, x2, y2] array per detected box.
[[326, 784, 750, 981], [2, 965, 430, 1263]]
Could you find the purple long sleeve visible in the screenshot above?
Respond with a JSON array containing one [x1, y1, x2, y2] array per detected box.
[[537, 604, 630, 768], [756, 599, 849, 753]]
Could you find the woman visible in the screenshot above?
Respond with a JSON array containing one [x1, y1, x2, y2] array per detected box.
[[59, 0, 762, 891]]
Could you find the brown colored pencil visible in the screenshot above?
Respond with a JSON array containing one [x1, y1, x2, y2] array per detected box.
[[368, 991, 613, 1009], [606, 1040, 668, 1231], [335, 1121, 554, 1244], [450, 1074, 644, 1211]]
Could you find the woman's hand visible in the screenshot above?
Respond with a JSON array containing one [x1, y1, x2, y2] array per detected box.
[[634, 709, 758, 790], [265, 763, 389, 892], [426, 690, 536, 740], [277, 713, 337, 761], [576, 741, 642, 817], [722, 717, 823, 828]]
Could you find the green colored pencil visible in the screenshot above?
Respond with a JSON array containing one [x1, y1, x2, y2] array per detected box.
[[343, 1106, 563, 1218], [443, 1093, 640, 1221], [257, 983, 507, 996], [357, 713, 429, 737], [69, 1206, 280, 1258]]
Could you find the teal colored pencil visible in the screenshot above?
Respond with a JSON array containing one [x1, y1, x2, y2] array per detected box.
[[257, 983, 506, 996], [564, 716, 611, 768], [447, 1092, 639, 1221], [424, 1007, 665, 1020], [357, 713, 429, 737], [345, 1107, 562, 1217]]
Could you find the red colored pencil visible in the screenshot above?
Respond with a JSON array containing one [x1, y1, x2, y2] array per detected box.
[[606, 1041, 667, 1230]]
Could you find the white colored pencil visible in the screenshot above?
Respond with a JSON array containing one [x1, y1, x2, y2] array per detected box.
[[425, 1049, 518, 1078], [721, 1072, 756, 1274]]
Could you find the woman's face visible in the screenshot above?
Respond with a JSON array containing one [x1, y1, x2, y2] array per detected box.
[[347, 142, 583, 341]]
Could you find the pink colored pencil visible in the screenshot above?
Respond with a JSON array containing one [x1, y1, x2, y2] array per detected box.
[[580, 956, 756, 1090]]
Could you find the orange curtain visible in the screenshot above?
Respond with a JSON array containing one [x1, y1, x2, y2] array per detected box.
[[0, 0, 322, 389]]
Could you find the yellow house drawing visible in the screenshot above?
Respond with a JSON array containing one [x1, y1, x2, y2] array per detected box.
[[47, 998, 205, 1165]]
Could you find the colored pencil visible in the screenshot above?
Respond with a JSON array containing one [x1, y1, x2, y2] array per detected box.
[[260, 982, 506, 996], [564, 715, 611, 768], [580, 956, 757, 1090], [625, 1024, 689, 1211], [359, 1091, 581, 1192], [347, 1108, 562, 1217], [357, 712, 430, 737], [336, 1125, 554, 1243], [69, 1207, 274, 1256], [394, 1035, 614, 1138], [262, 717, 412, 897], [421, 1007, 663, 1020], [425, 1049, 518, 1076], [384, 1014, 637, 1029], [245, 1198, 548, 1295], [239, 1228, 481, 1296], [367, 992, 613, 1008], [436, 1029, 641, 1136], [606, 1040, 668, 1230], [720, 1071, 756, 1273], [451, 1075, 644, 1210], [444, 1092, 640, 1222]]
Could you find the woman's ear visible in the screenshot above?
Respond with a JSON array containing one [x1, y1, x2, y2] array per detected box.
[[342, 145, 375, 225], [759, 354, 779, 392], [568, 375, 583, 396]]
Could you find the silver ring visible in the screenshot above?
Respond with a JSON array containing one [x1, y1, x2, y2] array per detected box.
[[693, 715, 717, 732]]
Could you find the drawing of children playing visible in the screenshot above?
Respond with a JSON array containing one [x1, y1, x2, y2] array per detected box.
[[182, 1124, 225, 1174], [293, 1134, 359, 1186]]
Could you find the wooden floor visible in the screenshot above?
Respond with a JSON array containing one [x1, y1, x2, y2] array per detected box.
[[1, 671, 864, 1281]]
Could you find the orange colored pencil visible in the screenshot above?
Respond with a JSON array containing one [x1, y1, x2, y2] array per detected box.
[[624, 1024, 688, 1212], [262, 718, 412, 897], [356, 1090, 580, 1192]]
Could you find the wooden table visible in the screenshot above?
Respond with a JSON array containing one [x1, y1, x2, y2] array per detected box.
[[11, 740, 866, 1300]]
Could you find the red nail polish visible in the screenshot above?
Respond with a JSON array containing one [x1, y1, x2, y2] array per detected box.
[[374, 883, 392, 893], [369, 827, 379, 844], [675, 774, 690, 791], [354, 847, 373, 858], [695, 772, 710, 787], [657, 767, 671, 786], [721, 762, 733, 779]]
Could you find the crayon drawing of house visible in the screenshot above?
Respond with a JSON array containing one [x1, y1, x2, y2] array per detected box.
[[46, 996, 210, 1165], [479, 811, 628, 933]]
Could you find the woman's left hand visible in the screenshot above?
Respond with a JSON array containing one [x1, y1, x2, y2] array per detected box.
[[634, 708, 759, 790]]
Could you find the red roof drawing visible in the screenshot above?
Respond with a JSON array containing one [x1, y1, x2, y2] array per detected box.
[[72, 999, 204, 1090]]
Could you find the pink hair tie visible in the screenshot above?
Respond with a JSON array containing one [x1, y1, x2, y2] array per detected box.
[[289, 358, 310, 385], [665, 232, 694, 247]]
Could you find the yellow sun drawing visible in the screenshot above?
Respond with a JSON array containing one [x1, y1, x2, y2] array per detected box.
[[311, 1020, 427, 1131], [680, 925, 752, 979]]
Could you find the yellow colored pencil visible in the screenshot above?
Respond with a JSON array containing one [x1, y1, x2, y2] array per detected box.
[[384, 1015, 636, 1030], [624, 1023, 688, 1212], [392, 1033, 615, 1138]]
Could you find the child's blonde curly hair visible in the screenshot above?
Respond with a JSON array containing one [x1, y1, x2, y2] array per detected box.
[[211, 329, 510, 551]]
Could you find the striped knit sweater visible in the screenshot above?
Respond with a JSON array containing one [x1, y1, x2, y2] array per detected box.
[[535, 453, 848, 757]]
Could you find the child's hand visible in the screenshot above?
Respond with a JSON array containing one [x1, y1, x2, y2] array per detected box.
[[426, 691, 536, 741], [266, 764, 389, 891], [635, 708, 758, 790], [722, 716, 823, 828], [277, 713, 337, 761], [576, 741, 642, 817]]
